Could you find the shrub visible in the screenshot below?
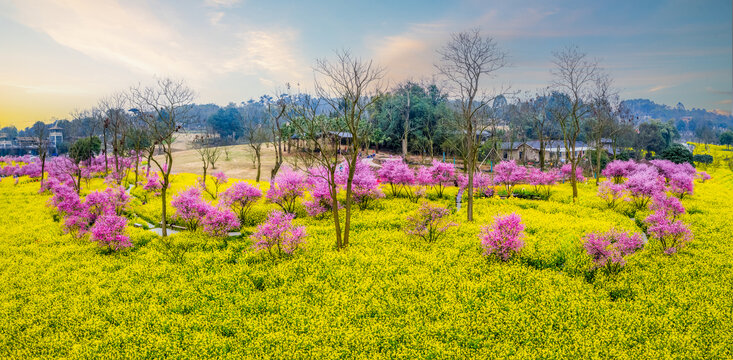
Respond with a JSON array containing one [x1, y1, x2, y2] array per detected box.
[[625, 169, 665, 209], [696, 171, 711, 183], [693, 154, 713, 165], [404, 202, 456, 243], [220, 182, 262, 224], [202, 207, 240, 238], [89, 214, 132, 251], [644, 193, 692, 254], [479, 213, 525, 261], [378, 158, 415, 197], [582, 228, 644, 273], [266, 167, 307, 214], [660, 143, 693, 165], [251, 210, 307, 258], [494, 160, 526, 195], [597, 180, 627, 209], [171, 187, 211, 231]]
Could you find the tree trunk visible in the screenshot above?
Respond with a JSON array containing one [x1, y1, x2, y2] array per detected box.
[[161, 185, 168, 237], [40, 155, 46, 190], [255, 149, 261, 182], [330, 178, 342, 249], [595, 141, 602, 185]]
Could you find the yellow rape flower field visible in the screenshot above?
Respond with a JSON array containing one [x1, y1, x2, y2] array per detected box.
[[1, 157, 733, 358]]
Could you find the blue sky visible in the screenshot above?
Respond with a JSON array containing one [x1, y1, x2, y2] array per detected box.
[[0, 0, 731, 127]]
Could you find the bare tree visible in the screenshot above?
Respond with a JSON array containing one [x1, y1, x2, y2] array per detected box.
[[523, 89, 551, 170], [192, 127, 221, 195], [315, 50, 384, 249], [129, 78, 195, 237], [436, 28, 508, 221], [290, 50, 384, 250], [264, 91, 289, 180], [31, 121, 49, 188], [98, 92, 130, 183], [288, 95, 345, 247], [241, 103, 269, 182], [587, 73, 621, 185], [551, 45, 600, 201]]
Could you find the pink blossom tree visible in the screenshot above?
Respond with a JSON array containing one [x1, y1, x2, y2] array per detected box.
[[494, 160, 526, 196], [561, 163, 585, 183], [378, 158, 415, 197], [696, 171, 711, 183], [202, 207, 240, 238], [625, 169, 665, 209], [582, 228, 644, 273], [644, 193, 692, 254], [250, 210, 307, 258], [90, 214, 132, 251], [266, 166, 308, 214], [480, 213, 525, 261], [457, 172, 494, 198], [219, 182, 262, 224], [171, 187, 211, 231], [667, 171, 694, 199], [336, 159, 383, 210], [597, 180, 627, 209], [405, 202, 456, 242]]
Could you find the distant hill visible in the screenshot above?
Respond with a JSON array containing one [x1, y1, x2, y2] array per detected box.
[[621, 99, 733, 130]]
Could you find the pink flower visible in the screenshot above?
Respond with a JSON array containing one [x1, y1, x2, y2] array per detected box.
[[405, 202, 456, 242], [220, 182, 262, 223], [378, 158, 415, 197], [494, 160, 527, 195], [597, 180, 627, 209], [266, 167, 307, 214], [583, 228, 644, 271], [171, 187, 211, 231], [480, 213, 525, 261], [90, 214, 132, 250], [251, 210, 307, 257]]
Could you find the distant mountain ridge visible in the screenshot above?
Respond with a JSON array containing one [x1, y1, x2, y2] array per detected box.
[[621, 99, 732, 129]]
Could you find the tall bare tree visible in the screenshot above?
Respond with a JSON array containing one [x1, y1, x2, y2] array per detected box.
[[192, 127, 221, 194], [551, 45, 599, 201], [264, 91, 289, 180], [98, 92, 130, 183], [241, 103, 269, 182], [290, 51, 384, 250], [316, 50, 384, 248], [129, 78, 195, 237], [31, 121, 49, 189], [436, 28, 508, 221]]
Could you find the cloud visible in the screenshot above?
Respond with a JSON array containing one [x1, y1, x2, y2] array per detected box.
[[716, 99, 733, 105], [648, 85, 673, 93], [8, 0, 199, 77], [7, 0, 307, 85], [204, 0, 242, 7], [220, 30, 306, 84], [208, 11, 225, 25]]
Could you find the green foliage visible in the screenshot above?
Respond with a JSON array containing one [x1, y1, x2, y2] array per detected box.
[[69, 137, 101, 163], [208, 106, 244, 139], [693, 154, 713, 165], [661, 143, 694, 164]]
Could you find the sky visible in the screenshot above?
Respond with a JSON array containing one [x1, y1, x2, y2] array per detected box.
[[0, 0, 731, 128]]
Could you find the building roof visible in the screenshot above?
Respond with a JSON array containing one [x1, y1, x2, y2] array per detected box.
[[499, 140, 588, 151]]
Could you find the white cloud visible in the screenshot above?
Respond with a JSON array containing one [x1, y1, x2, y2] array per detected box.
[[204, 0, 242, 7], [7, 0, 308, 86]]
